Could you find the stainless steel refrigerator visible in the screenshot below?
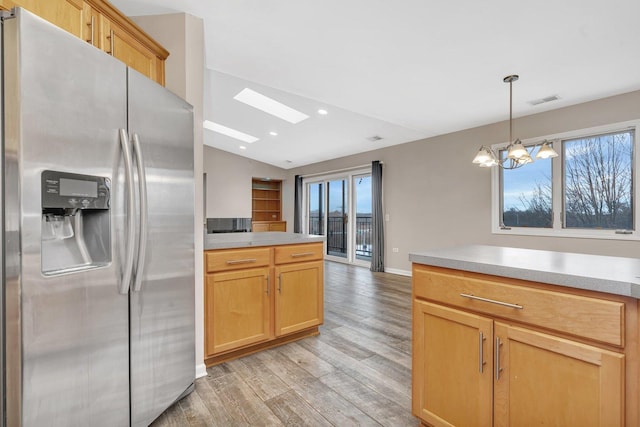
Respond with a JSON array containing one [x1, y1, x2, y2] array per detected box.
[[0, 8, 195, 426]]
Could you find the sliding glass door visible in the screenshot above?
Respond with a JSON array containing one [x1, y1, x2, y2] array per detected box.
[[327, 179, 348, 259], [305, 169, 371, 265], [353, 174, 372, 263]]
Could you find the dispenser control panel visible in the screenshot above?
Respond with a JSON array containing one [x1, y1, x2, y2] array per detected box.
[[42, 170, 110, 209]]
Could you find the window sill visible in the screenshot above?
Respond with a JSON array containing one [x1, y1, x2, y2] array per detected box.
[[492, 227, 638, 241]]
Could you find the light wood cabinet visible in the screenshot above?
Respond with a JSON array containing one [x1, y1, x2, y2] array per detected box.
[[101, 13, 165, 84], [493, 322, 624, 427], [1, 0, 84, 36], [275, 260, 323, 336], [205, 267, 272, 356], [412, 264, 638, 427], [1, 0, 168, 85], [252, 221, 286, 232], [413, 301, 493, 426], [204, 242, 324, 365]]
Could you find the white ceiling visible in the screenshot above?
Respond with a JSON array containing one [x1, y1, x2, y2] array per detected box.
[[110, 0, 640, 169]]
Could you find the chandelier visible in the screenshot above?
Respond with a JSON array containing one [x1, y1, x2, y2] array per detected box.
[[472, 75, 558, 169]]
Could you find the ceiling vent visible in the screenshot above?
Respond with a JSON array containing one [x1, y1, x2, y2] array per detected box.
[[529, 95, 560, 106], [367, 135, 383, 142]]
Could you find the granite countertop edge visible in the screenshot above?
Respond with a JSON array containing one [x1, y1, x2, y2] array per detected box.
[[204, 232, 325, 250], [409, 245, 640, 299]]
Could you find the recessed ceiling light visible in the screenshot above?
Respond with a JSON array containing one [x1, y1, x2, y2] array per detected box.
[[318, 109, 328, 115], [239, 146, 247, 150], [203, 120, 259, 143], [234, 88, 309, 124], [269, 131, 278, 136]]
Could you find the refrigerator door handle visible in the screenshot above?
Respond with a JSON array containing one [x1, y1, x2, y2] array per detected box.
[[119, 128, 136, 294], [132, 133, 149, 293]]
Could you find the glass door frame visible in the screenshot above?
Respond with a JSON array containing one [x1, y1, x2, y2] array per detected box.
[[302, 167, 371, 266]]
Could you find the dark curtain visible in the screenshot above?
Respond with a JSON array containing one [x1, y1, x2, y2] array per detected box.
[[293, 175, 303, 233], [370, 161, 384, 272]]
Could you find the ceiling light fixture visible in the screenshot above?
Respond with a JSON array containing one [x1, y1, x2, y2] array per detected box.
[[318, 109, 328, 115], [472, 75, 558, 169], [239, 145, 247, 150], [269, 131, 278, 136], [203, 120, 259, 143], [234, 88, 309, 124]]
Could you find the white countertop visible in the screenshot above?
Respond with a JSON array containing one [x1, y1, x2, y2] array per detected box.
[[204, 232, 325, 250], [409, 245, 640, 298]]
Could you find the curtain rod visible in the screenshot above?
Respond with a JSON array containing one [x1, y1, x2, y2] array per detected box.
[[300, 161, 383, 179]]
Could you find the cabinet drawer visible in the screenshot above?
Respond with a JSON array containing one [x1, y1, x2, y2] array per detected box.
[[206, 248, 271, 273], [274, 243, 323, 265], [413, 266, 624, 347]]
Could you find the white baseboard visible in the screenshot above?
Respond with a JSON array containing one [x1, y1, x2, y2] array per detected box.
[[195, 363, 208, 379], [383, 267, 412, 277]]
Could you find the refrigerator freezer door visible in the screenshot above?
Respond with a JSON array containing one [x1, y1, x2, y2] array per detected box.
[[3, 9, 130, 426], [127, 69, 195, 426]]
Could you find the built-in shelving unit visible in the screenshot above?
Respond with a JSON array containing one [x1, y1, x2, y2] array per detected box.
[[252, 178, 282, 222]]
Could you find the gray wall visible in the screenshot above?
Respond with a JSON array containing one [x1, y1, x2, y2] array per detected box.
[[282, 90, 640, 273], [203, 147, 289, 218]]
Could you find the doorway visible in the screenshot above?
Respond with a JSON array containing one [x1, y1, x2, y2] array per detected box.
[[304, 168, 371, 266]]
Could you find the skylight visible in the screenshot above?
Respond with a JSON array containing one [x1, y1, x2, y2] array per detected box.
[[234, 88, 309, 124], [203, 120, 259, 143]]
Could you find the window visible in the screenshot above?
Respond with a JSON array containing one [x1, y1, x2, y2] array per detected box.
[[493, 121, 637, 239], [563, 131, 633, 230]]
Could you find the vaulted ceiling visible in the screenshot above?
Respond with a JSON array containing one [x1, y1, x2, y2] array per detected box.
[[111, 0, 640, 169]]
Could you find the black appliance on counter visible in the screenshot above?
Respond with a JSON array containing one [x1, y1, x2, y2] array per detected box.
[[206, 218, 252, 233]]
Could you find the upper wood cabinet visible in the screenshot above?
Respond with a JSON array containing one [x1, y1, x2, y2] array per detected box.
[[1, 0, 168, 85], [1, 0, 84, 37]]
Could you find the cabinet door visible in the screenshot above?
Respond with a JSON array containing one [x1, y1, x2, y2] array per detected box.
[[103, 17, 163, 84], [252, 222, 270, 232], [205, 267, 272, 357], [494, 322, 624, 427], [413, 301, 493, 427], [269, 221, 286, 232], [82, 2, 102, 48], [2, 0, 84, 37], [274, 260, 323, 336]]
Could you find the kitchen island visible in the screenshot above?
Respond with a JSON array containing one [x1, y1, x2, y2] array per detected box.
[[204, 232, 325, 366], [409, 245, 640, 427]]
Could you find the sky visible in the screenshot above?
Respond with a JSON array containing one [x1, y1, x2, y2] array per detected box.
[[309, 175, 372, 214], [502, 157, 551, 211]]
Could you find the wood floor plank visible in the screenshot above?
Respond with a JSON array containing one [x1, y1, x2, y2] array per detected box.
[[191, 377, 237, 426], [178, 389, 215, 427], [255, 349, 382, 426], [276, 341, 336, 378], [225, 355, 291, 401], [153, 262, 418, 426], [207, 371, 284, 426], [265, 390, 334, 427], [298, 336, 412, 409], [319, 370, 418, 427], [331, 325, 412, 369]]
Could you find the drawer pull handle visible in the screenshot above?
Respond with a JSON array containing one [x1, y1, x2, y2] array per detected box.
[[460, 293, 523, 310], [495, 337, 503, 381], [479, 331, 486, 374], [226, 258, 257, 265], [291, 252, 315, 258]]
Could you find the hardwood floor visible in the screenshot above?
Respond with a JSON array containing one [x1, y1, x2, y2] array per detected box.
[[151, 261, 418, 426]]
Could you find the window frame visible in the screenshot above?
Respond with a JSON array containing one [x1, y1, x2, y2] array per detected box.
[[491, 120, 639, 241]]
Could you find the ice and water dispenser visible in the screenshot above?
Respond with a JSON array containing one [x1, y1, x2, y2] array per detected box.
[[41, 170, 111, 274]]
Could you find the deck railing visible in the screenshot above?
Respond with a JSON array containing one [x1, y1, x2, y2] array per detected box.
[[309, 214, 372, 259]]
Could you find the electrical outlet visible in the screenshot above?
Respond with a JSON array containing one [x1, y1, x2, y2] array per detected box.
[[392, 247, 399, 253], [385, 214, 390, 221]]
